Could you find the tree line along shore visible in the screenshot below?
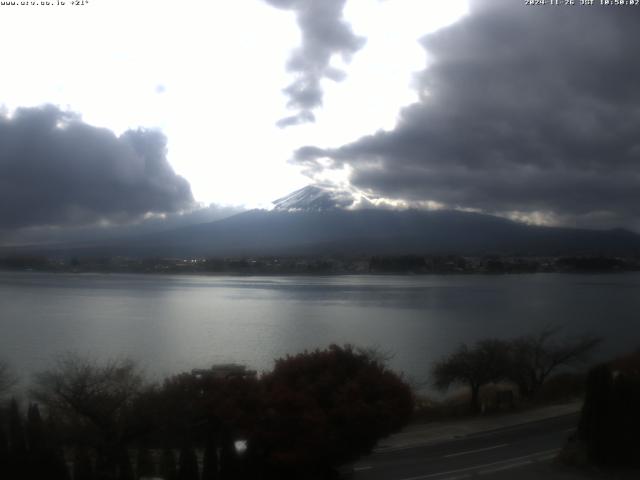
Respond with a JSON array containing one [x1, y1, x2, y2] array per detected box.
[[2, 254, 640, 275]]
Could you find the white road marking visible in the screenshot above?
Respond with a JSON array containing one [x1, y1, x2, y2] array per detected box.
[[396, 448, 560, 480], [443, 443, 509, 458], [478, 459, 533, 475], [478, 452, 558, 475], [377, 424, 576, 454], [378, 442, 444, 453], [354, 466, 373, 471]]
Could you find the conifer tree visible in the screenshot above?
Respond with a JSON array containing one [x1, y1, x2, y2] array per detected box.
[[178, 444, 199, 480], [136, 446, 155, 479], [73, 446, 95, 480], [159, 448, 178, 480], [43, 412, 71, 480], [202, 437, 219, 480], [48, 448, 71, 480], [117, 448, 135, 480], [26, 404, 49, 480], [26, 403, 46, 453], [9, 398, 27, 458], [0, 420, 10, 479]]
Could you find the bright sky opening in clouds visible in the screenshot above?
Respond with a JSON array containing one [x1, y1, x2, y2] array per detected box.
[[0, 0, 468, 208]]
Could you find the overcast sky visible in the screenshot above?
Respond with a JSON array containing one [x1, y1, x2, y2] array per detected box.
[[2, 0, 640, 242]]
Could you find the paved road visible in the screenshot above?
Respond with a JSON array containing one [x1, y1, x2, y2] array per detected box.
[[353, 413, 580, 480]]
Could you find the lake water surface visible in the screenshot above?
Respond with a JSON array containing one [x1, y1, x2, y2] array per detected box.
[[1, 271, 638, 387]]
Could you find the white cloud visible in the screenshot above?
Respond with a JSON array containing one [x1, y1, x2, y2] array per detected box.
[[0, 0, 468, 207]]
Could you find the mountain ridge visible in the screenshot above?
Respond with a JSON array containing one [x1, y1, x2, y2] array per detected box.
[[9, 207, 639, 259]]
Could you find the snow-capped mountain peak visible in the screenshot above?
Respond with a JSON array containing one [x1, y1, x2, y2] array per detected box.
[[272, 185, 355, 212]]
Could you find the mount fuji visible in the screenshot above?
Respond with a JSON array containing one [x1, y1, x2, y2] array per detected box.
[[272, 185, 356, 212], [8, 185, 640, 258]]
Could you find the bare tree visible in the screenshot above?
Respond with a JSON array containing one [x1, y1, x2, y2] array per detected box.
[[506, 328, 601, 400], [30, 353, 144, 467], [356, 344, 396, 366], [432, 339, 510, 413]]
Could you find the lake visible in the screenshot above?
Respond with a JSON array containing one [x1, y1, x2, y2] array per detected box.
[[1, 271, 638, 389]]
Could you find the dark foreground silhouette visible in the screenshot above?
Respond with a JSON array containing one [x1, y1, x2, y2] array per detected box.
[[0, 345, 413, 480]]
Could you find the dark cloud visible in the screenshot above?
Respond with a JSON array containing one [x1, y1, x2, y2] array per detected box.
[[295, 0, 640, 229], [265, 0, 365, 127], [0, 105, 194, 231], [276, 110, 316, 129]]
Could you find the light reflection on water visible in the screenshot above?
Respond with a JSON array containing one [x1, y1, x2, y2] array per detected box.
[[0, 271, 639, 388]]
